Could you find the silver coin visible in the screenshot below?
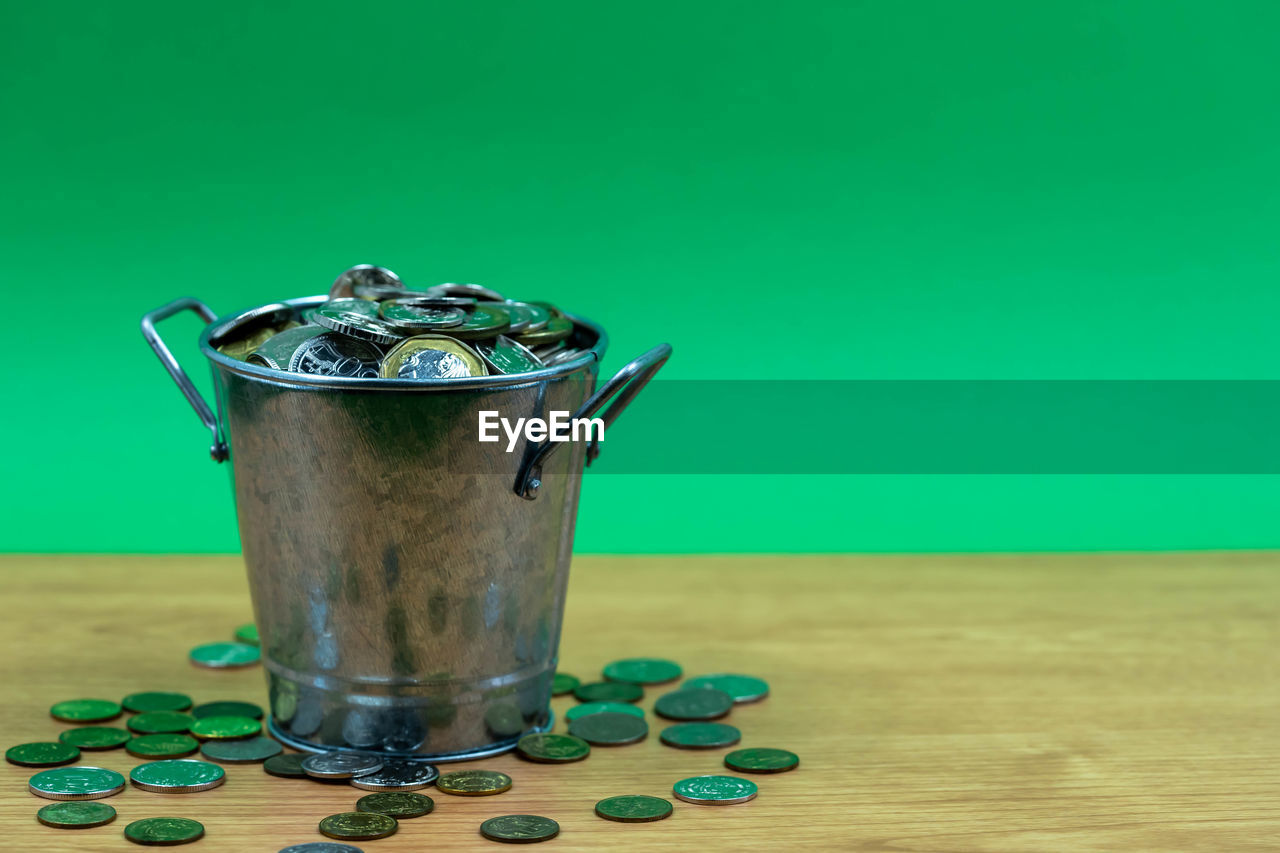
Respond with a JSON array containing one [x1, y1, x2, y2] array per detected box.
[[288, 333, 383, 378], [474, 335, 545, 375], [497, 301, 550, 335], [379, 298, 469, 332], [301, 752, 384, 780], [349, 758, 440, 791], [430, 282, 507, 302], [208, 302, 295, 348], [279, 844, 365, 853], [248, 325, 328, 369], [542, 347, 588, 367], [27, 766, 126, 801], [330, 264, 401, 299], [312, 305, 404, 345]]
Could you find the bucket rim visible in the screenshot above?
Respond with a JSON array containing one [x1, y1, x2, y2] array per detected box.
[[198, 295, 608, 391]]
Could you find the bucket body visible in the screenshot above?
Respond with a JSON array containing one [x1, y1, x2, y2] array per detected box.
[[144, 294, 663, 761]]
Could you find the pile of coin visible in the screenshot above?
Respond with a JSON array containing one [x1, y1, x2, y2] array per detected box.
[[10, 650, 798, 848], [212, 265, 591, 380]]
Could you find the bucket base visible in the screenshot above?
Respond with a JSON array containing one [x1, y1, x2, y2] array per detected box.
[[266, 713, 553, 763]]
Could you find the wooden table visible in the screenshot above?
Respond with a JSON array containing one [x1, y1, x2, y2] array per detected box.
[[2, 554, 1277, 851]]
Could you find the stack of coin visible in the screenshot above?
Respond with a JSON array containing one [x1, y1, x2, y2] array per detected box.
[[212, 265, 590, 380]]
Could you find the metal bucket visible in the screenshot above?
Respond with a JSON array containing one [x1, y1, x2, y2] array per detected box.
[[142, 295, 670, 761]]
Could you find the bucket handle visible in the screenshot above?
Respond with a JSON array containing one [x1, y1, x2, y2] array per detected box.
[[515, 343, 672, 499], [141, 297, 229, 462]]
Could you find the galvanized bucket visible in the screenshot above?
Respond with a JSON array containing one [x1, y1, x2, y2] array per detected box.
[[142, 295, 670, 761]]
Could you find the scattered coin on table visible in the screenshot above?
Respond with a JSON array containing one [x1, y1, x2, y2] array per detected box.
[[724, 747, 800, 773], [436, 769, 513, 796], [567, 711, 649, 746], [550, 672, 580, 695], [190, 714, 261, 740], [5, 741, 80, 767], [192, 700, 265, 720], [50, 698, 122, 723], [563, 701, 645, 722], [348, 757, 440, 791], [355, 791, 435, 818], [58, 726, 131, 751], [653, 687, 734, 721], [128, 711, 196, 735], [279, 844, 365, 853], [28, 766, 126, 800], [516, 732, 591, 763], [124, 817, 205, 846], [573, 681, 644, 703], [126, 734, 200, 759], [129, 759, 226, 793], [659, 722, 742, 750], [479, 814, 561, 844], [302, 752, 383, 780], [36, 800, 118, 829], [122, 692, 194, 714], [594, 794, 675, 823], [263, 752, 308, 778], [603, 657, 683, 685], [684, 673, 770, 704], [200, 735, 282, 763], [189, 641, 260, 668], [234, 623, 260, 645], [672, 774, 759, 805], [319, 811, 398, 841]]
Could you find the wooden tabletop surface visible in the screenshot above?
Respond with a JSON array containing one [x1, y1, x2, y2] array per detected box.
[[2, 553, 1277, 851]]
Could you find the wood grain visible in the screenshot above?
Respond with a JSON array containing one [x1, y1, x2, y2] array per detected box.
[[2, 553, 1278, 851]]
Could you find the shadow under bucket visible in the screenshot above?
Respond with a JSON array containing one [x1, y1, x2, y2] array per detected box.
[[143, 295, 670, 760]]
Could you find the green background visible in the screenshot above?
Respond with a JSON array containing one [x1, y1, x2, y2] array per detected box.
[[4, 2, 1278, 553]]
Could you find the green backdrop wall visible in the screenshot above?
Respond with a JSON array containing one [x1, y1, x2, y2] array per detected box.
[[4, 2, 1279, 553]]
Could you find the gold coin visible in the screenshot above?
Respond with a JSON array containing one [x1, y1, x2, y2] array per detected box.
[[379, 335, 488, 380], [435, 769, 512, 796]]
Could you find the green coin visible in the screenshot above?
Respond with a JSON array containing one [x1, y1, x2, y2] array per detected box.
[[124, 817, 205, 845], [6, 741, 79, 767], [263, 752, 308, 778], [444, 304, 510, 340], [516, 732, 591, 763], [724, 747, 800, 774], [603, 657, 683, 685], [684, 673, 770, 704], [567, 712, 649, 746], [480, 814, 560, 844], [129, 759, 226, 793], [189, 641, 260, 669], [550, 672, 579, 696], [28, 766, 126, 800], [200, 736, 282, 763], [563, 701, 645, 723], [436, 769, 513, 796], [573, 681, 643, 704], [234, 623, 260, 645], [122, 692, 194, 714], [189, 715, 261, 740], [319, 811, 399, 841], [59, 726, 131, 751], [659, 722, 742, 750], [672, 774, 758, 805], [484, 702, 525, 737], [126, 734, 199, 759], [594, 794, 674, 823], [653, 688, 733, 721], [192, 700, 265, 720], [514, 315, 573, 346], [128, 711, 195, 735], [355, 791, 435, 818], [50, 698, 122, 723], [36, 800, 118, 829]]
